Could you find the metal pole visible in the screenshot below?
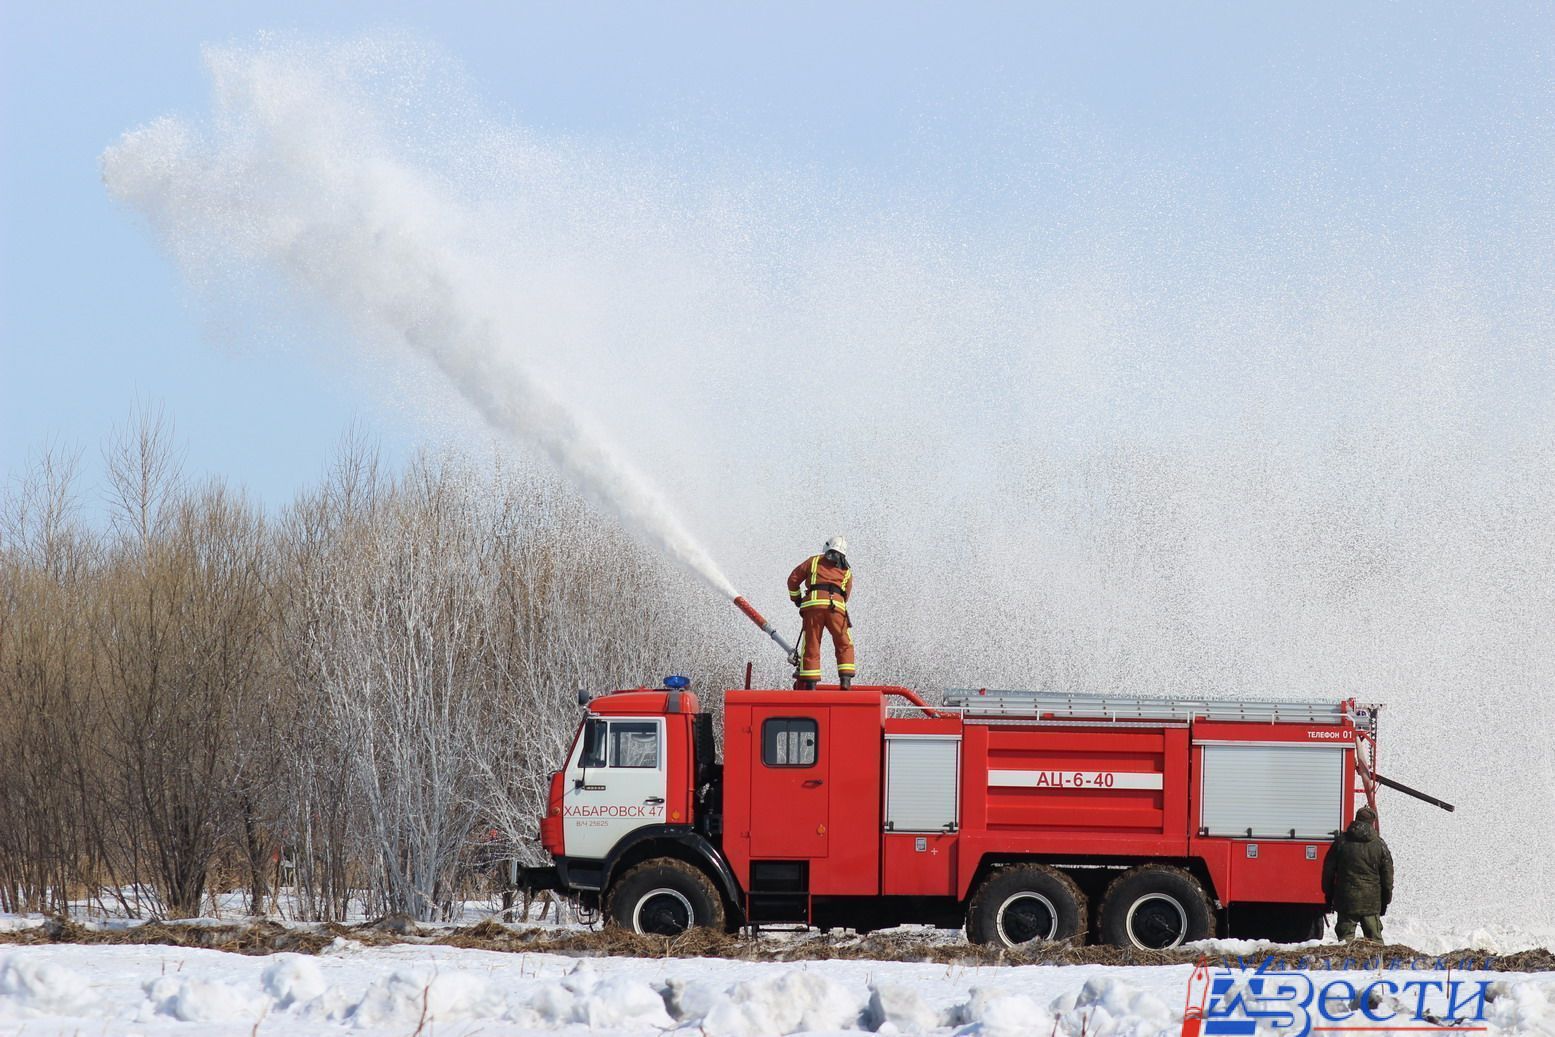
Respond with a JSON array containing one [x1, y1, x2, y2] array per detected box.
[[1372, 772, 1456, 813], [731, 595, 798, 663]]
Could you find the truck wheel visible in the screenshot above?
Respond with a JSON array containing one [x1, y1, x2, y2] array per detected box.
[[1099, 865, 1214, 950], [966, 864, 1087, 947], [605, 858, 725, 936]]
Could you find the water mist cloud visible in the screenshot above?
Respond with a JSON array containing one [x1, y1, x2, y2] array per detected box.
[[103, 36, 1555, 938]]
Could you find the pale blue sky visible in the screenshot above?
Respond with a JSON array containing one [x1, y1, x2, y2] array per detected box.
[[3, 2, 1551, 511]]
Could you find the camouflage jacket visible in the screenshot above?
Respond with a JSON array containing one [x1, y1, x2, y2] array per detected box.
[[1321, 818, 1395, 916]]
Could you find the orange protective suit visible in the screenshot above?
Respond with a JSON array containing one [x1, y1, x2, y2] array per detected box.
[[787, 554, 856, 685]]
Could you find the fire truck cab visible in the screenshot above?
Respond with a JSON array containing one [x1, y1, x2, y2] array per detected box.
[[532, 680, 1380, 948]]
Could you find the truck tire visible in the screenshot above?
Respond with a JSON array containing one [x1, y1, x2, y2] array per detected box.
[[966, 864, 1087, 947], [1099, 865, 1214, 950], [605, 858, 726, 936]]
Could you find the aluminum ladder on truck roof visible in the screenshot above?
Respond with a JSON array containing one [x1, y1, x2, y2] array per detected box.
[[943, 688, 1368, 728]]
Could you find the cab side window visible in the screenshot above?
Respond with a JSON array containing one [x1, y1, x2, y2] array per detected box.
[[609, 721, 660, 768], [580, 719, 608, 768], [762, 718, 818, 767]]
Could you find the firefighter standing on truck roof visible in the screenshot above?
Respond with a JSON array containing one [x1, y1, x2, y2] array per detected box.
[[788, 536, 855, 690], [1322, 805, 1395, 942]]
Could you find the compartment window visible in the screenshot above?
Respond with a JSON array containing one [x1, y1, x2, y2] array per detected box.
[[609, 721, 661, 768], [763, 718, 819, 768]]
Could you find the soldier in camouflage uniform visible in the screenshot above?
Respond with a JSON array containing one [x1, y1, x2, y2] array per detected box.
[[1321, 805, 1394, 942]]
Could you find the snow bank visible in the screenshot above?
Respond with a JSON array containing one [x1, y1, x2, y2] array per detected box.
[[1183, 936, 1327, 955], [0, 947, 1184, 1035], [0, 944, 1552, 1036], [142, 973, 268, 1023], [0, 916, 45, 934], [694, 969, 867, 1035], [951, 975, 1176, 1037], [1384, 915, 1555, 956], [343, 969, 511, 1027], [0, 955, 100, 1019], [956, 986, 1054, 1036], [262, 953, 328, 1007], [1049, 976, 1175, 1036], [1183, 915, 1555, 957], [1484, 977, 1555, 1033], [865, 982, 942, 1033], [522, 961, 677, 1030]]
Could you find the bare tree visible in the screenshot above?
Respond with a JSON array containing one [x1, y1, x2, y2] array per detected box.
[[0, 415, 746, 921], [304, 458, 497, 920], [93, 410, 270, 917], [0, 448, 100, 914]]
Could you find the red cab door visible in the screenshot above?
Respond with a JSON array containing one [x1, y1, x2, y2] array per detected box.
[[749, 707, 830, 859]]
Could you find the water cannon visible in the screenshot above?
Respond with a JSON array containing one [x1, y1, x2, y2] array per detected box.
[[732, 595, 799, 665]]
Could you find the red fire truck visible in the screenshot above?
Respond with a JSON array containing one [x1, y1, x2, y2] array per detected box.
[[528, 679, 1392, 948]]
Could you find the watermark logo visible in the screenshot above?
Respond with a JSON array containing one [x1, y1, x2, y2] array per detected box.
[[1182, 957, 1492, 1036]]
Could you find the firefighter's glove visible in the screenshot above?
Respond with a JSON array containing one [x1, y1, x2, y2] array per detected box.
[[793, 597, 803, 608]]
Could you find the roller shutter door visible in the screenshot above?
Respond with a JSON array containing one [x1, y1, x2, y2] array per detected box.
[[1200, 744, 1345, 839], [884, 736, 960, 832]]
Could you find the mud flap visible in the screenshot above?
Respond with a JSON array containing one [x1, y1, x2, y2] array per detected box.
[[516, 865, 563, 894]]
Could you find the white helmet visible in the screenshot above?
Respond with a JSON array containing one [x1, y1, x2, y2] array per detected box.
[[824, 535, 848, 556]]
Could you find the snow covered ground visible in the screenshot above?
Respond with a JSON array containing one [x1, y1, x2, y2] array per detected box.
[[1, 939, 1553, 1036], [4, 903, 1555, 1036]]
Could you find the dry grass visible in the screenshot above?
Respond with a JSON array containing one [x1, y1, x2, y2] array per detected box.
[[0, 918, 364, 955], [4, 918, 1551, 971]]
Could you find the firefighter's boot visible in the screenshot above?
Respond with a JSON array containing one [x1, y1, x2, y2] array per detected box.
[[794, 679, 816, 690], [839, 675, 853, 690]]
